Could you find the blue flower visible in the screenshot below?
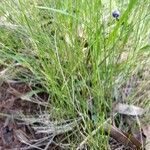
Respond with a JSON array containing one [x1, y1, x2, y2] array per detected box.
[[112, 10, 120, 19]]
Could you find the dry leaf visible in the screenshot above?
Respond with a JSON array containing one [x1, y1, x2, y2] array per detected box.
[[113, 103, 145, 116], [142, 125, 150, 150], [104, 123, 141, 149], [123, 131, 143, 149]]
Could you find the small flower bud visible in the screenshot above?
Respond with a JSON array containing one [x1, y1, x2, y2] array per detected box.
[[112, 10, 120, 19]]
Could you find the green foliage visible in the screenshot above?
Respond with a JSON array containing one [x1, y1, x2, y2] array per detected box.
[[0, 0, 149, 148]]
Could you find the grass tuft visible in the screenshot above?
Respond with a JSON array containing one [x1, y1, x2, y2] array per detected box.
[[0, 0, 149, 149]]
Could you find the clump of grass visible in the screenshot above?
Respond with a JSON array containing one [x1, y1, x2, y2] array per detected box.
[[0, 0, 149, 149]]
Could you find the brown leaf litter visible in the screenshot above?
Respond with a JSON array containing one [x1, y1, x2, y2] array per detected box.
[[0, 80, 82, 150], [0, 82, 50, 149]]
